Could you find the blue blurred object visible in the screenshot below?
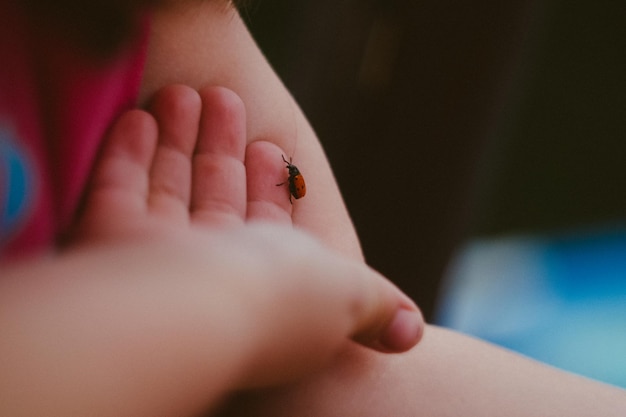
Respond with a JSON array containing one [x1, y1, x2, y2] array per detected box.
[[436, 227, 626, 388]]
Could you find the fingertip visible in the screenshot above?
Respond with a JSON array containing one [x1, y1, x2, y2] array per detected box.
[[352, 274, 425, 353], [197, 85, 247, 157], [149, 84, 202, 114], [376, 307, 425, 353], [148, 84, 202, 155], [245, 141, 293, 224], [105, 110, 159, 162]]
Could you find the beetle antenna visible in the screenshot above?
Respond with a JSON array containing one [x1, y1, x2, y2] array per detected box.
[[288, 96, 299, 159]]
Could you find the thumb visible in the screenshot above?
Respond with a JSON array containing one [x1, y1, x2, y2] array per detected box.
[[348, 264, 424, 353], [245, 224, 425, 354], [230, 224, 425, 387]]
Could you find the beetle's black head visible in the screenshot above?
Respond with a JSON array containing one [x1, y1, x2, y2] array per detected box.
[[288, 165, 300, 176]]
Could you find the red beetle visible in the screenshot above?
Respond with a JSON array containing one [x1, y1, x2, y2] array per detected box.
[[277, 155, 306, 203]]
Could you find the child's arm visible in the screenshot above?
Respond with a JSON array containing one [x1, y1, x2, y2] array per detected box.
[[0, 226, 420, 417], [140, 1, 364, 260], [139, 2, 626, 416], [0, 85, 422, 417], [223, 325, 626, 417]]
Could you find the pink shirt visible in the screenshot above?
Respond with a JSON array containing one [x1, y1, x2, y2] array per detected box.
[[0, 2, 149, 259]]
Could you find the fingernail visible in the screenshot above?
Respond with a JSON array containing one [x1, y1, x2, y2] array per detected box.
[[378, 308, 424, 352]]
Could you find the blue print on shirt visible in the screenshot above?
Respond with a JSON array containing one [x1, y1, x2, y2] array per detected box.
[[0, 126, 34, 243]]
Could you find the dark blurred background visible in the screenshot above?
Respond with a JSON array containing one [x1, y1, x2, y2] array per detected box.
[[243, 0, 626, 320]]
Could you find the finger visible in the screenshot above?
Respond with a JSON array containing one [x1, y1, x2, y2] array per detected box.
[[191, 86, 247, 228], [147, 85, 202, 219], [77, 110, 158, 237], [89, 110, 157, 200], [245, 141, 293, 225]]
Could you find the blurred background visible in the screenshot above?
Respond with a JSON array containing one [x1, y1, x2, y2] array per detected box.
[[244, 0, 626, 387]]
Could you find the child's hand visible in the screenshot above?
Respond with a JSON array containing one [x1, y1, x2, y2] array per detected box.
[[6, 84, 422, 416], [76, 82, 422, 352], [75, 85, 314, 239], [1, 222, 421, 416], [2, 85, 422, 416]]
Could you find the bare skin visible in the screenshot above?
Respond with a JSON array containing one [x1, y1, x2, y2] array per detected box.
[[0, 85, 423, 416], [139, 1, 363, 259], [3, 1, 624, 416], [136, 2, 626, 417], [77, 83, 423, 358]]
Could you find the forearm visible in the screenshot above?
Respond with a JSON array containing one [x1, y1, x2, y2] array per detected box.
[[0, 226, 422, 417], [135, 4, 626, 417], [389, 326, 626, 416], [140, 1, 363, 259], [224, 325, 626, 417], [0, 243, 250, 417]]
